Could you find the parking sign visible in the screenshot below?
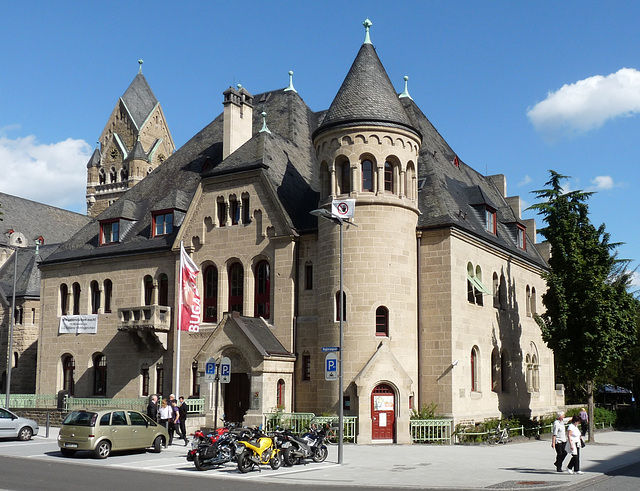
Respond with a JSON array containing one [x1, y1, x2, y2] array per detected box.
[[220, 356, 231, 384], [325, 352, 338, 381], [204, 356, 216, 383]]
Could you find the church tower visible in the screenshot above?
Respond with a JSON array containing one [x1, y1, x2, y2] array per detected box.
[[85, 61, 175, 217], [310, 20, 422, 443]]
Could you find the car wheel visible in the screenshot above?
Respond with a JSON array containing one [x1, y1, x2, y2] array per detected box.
[[153, 436, 163, 453], [60, 448, 76, 457], [18, 427, 33, 441], [94, 440, 111, 459]]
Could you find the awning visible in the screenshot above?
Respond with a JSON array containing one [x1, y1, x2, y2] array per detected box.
[[467, 273, 492, 295]]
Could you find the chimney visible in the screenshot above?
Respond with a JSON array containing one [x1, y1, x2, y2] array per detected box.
[[223, 84, 254, 159]]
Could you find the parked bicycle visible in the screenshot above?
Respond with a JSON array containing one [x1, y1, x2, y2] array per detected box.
[[487, 422, 510, 444]]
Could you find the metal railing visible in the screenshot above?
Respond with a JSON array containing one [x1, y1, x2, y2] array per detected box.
[[6, 395, 205, 414], [263, 413, 358, 443], [410, 419, 454, 444]]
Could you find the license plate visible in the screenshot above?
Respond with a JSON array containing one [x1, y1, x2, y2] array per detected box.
[[65, 443, 78, 448]]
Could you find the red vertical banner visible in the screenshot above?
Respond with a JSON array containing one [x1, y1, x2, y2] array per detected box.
[[180, 243, 201, 332]]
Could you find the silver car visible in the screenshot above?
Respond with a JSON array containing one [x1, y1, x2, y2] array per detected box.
[[0, 408, 39, 440]]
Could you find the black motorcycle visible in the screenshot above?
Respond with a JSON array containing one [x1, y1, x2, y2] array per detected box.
[[280, 424, 328, 466], [187, 426, 250, 470]]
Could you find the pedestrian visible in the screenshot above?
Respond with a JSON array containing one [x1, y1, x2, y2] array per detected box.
[[178, 396, 189, 446], [146, 394, 158, 421], [158, 398, 171, 447], [578, 407, 588, 438], [551, 411, 567, 472], [169, 399, 183, 445], [566, 415, 584, 475]]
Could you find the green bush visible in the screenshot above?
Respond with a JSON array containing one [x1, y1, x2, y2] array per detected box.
[[411, 402, 439, 420]]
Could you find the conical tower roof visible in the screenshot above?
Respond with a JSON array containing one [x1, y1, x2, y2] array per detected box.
[[315, 22, 418, 139]]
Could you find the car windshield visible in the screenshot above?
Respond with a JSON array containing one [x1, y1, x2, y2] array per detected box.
[[62, 411, 98, 426]]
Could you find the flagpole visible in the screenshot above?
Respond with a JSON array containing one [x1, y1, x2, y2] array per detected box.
[[175, 241, 184, 397]]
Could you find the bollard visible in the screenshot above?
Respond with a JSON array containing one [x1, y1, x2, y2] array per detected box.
[[46, 412, 50, 438]]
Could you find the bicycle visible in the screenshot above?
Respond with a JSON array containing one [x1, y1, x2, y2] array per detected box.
[[487, 423, 510, 444]]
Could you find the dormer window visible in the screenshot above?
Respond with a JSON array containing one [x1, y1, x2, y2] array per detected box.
[[153, 211, 174, 237], [485, 207, 496, 235], [100, 220, 119, 244], [516, 224, 526, 250]]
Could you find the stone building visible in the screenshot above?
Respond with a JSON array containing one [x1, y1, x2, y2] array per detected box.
[[35, 21, 562, 443], [0, 193, 91, 393], [85, 61, 175, 218]]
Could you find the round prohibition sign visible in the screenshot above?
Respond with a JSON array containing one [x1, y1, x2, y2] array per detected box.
[[336, 202, 350, 216]]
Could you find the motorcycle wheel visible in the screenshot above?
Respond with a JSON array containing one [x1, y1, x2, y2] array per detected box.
[[282, 447, 297, 466], [312, 445, 328, 463], [237, 450, 254, 473], [194, 453, 211, 471], [270, 452, 283, 470]]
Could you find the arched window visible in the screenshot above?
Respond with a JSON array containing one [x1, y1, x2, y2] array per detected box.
[[361, 159, 373, 192], [475, 265, 484, 306], [491, 347, 501, 392], [254, 260, 271, 318], [90, 280, 100, 314], [526, 354, 533, 392], [99, 169, 106, 185], [63, 354, 75, 395], [492, 273, 499, 309], [501, 349, 510, 393], [230, 196, 240, 225], [335, 291, 347, 322], [229, 263, 244, 314], [531, 287, 537, 315], [217, 197, 227, 227], [526, 286, 531, 317], [141, 363, 150, 397], [384, 161, 394, 192], [144, 275, 154, 306], [375, 306, 389, 336], [532, 354, 540, 391], [60, 284, 69, 316], [405, 163, 416, 199], [471, 346, 479, 392], [110, 167, 117, 183], [192, 361, 200, 397], [338, 161, 351, 195], [72, 282, 81, 315], [203, 265, 218, 323], [158, 274, 169, 306], [499, 274, 507, 310], [156, 364, 164, 395], [277, 379, 285, 408], [94, 354, 107, 396], [103, 279, 112, 313]]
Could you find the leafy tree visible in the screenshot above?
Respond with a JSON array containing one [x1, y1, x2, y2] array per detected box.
[[530, 171, 638, 441]]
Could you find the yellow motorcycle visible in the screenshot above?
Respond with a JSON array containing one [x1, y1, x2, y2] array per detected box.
[[236, 427, 283, 473]]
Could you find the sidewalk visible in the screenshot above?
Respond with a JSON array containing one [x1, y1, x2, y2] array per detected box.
[[253, 430, 640, 489]]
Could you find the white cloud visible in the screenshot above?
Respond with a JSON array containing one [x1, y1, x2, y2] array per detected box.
[[589, 175, 621, 191], [0, 132, 90, 214], [630, 271, 640, 290], [527, 68, 640, 139], [518, 175, 532, 187]]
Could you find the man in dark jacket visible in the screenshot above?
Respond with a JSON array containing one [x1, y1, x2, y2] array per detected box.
[[146, 394, 158, 421], [178, 396, 189, 446]]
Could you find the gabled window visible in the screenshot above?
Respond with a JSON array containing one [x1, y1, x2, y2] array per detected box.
[[100, 220, 119, 244], [153, 211, 173, 236], [485, 207, 496, 235], [516, 224, 526, 250], [375, 306, 389, 336]]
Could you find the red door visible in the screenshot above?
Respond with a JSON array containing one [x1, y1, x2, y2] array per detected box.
[[371, 384, 395, 441]]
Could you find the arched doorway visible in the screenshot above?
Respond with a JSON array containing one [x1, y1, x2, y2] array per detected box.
[[223, 373, 250, 424], [371, 383, 395, 442]]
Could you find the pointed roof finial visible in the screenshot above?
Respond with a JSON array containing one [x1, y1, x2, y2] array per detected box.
[[259, 111, 271, 134], [138, 59, 144, 74], [399, 75, 413, 100], [284, 70, 297, 93], [363, 18, 373, 44]]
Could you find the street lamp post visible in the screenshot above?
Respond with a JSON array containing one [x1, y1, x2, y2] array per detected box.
[[4, 246, 18, 409], [311, 208, 345, 465]]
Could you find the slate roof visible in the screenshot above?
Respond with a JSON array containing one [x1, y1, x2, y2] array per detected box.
[[120, 73, 158, 130], [315, 42, 419, 138], [232, 314, 294, 357], [41, 35, 546, 270]]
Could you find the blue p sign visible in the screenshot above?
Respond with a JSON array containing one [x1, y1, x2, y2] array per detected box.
[[325, 352, 338, 381]]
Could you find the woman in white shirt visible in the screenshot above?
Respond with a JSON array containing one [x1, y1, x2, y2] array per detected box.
[[566, 415, 584, 474], [158, 398, 172, 447]]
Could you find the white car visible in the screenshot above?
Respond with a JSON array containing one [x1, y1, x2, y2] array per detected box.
[[0, 407, 39, 440]]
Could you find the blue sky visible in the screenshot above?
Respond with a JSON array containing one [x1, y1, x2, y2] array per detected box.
[[1, 1, 639, 287]]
